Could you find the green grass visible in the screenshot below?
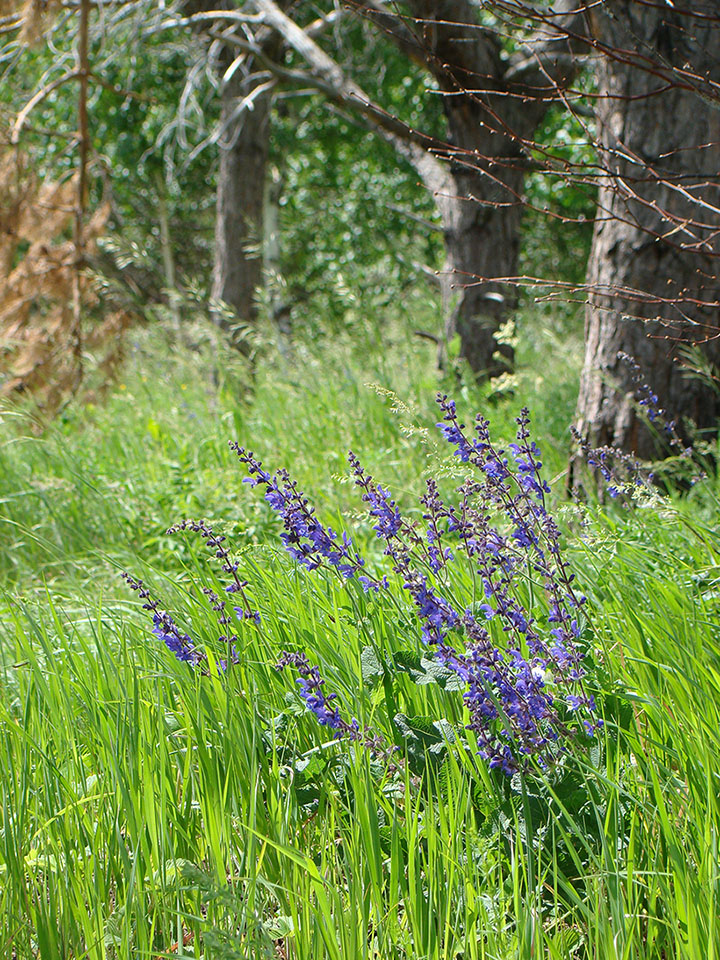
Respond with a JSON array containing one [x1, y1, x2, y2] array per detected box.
[[1, 321, 719, 958]]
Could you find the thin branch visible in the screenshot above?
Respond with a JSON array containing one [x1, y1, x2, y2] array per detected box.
[[385, 202, 443, 233], [505, 0, 593, 85], [88, 70, 157, 102], [252, 0, 451, 197], [11, 70, 81, 144], [71, 0, 91, 393], [158, 9, 266, 29], [346, 0, 431, 72]]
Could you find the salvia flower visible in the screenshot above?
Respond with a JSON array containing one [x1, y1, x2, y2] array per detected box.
[[166, 517, 262, 625], [421, 479, 454, 573], [436, 397, 476, 463], [162, 518, 261, 667], [274, 652, 400, 768], [122, 573, 202, 665], [570, 425, 646, 500], [622, 358, 663, 430], [230, 444, 384, 590], [275, 651, 360, 738], [618, 352, 670, 432], [348, 451, 404, 545], [429, 396, 598, 761], [127, 395, 599, 775], [345, 431, 596, 771]]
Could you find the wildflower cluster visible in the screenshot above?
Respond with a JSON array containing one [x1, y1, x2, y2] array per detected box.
[[570, 426, 647, 499], [122, 518, 262, 672], [363, 399, 594, 772], [233, 396, 598, 774], [229, 443, 383, 591], [166, 518, 261, 624], [618, 352, 678, 437], [275, 651, 360, 738], [124, 396, 597, 775]]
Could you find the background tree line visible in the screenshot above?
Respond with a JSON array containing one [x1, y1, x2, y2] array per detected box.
[[1, 0, 719, 464]]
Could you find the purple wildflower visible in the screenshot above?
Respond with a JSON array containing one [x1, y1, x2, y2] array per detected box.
[[348, 432, 594, 772], [167, 518, 262, 628], [122, 573, 203, 665], [275, 651, 360, 739], [575, 354, 699, 499], [230, 444, 383, 588]]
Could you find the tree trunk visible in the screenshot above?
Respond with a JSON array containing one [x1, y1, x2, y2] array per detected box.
[[438, 99, 531, 377], [575, 2, 720, 459], [184, 0, 276, 343], [249, 0, 586, 378], [264, 163, 291, 334], [211, 68, 274, 345]]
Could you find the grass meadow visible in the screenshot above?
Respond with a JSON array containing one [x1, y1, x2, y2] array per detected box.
[[1, 322, 719, 959]]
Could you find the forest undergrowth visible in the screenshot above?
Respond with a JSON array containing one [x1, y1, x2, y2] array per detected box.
[[1, 321, 719, 959]]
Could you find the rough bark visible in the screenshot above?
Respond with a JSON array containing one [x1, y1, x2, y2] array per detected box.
[[182, 0, 277, 342], [435, 82, 538, 375], [211, 64, 274, 343], [575, 1, 720, 459]]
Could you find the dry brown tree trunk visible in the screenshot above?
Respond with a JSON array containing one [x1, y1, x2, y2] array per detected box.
[[211, 64, 275, 344], [574, 1, 720, 459]]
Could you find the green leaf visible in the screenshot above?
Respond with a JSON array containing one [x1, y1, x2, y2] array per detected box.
[[415, 656, 465, 691], [360, 644, 385, 683], [394, 713, 457, 772], [393, 650, 464, 690], [264, 915, 294, 939], [392, 650, 424, 673]]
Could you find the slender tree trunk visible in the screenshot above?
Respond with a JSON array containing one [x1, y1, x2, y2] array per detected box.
[[438, 97, 531, 376], [211, 68, 275, 344], [575, 2, 720, 458], [155, 172, 181, 331], [183, 0, 275, 342]]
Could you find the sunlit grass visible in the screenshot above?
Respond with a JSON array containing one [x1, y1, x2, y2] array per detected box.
[[1, 323, 719, 958]]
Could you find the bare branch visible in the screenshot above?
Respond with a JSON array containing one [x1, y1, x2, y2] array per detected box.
[[12, 70, 81, 144], [157, 9, 266, 30], [401, 0, 502, 81], [385, 202, 443, 233], [71, 0, 91, 394], [252, 0, 451, 196], [346, 0, 431, 72], [504, 0, 592, 91]]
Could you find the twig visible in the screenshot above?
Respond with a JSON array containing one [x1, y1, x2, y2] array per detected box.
[[386, 202, 442, 233], [11, 70, 81, 145], [71, 0, 91, 394]]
